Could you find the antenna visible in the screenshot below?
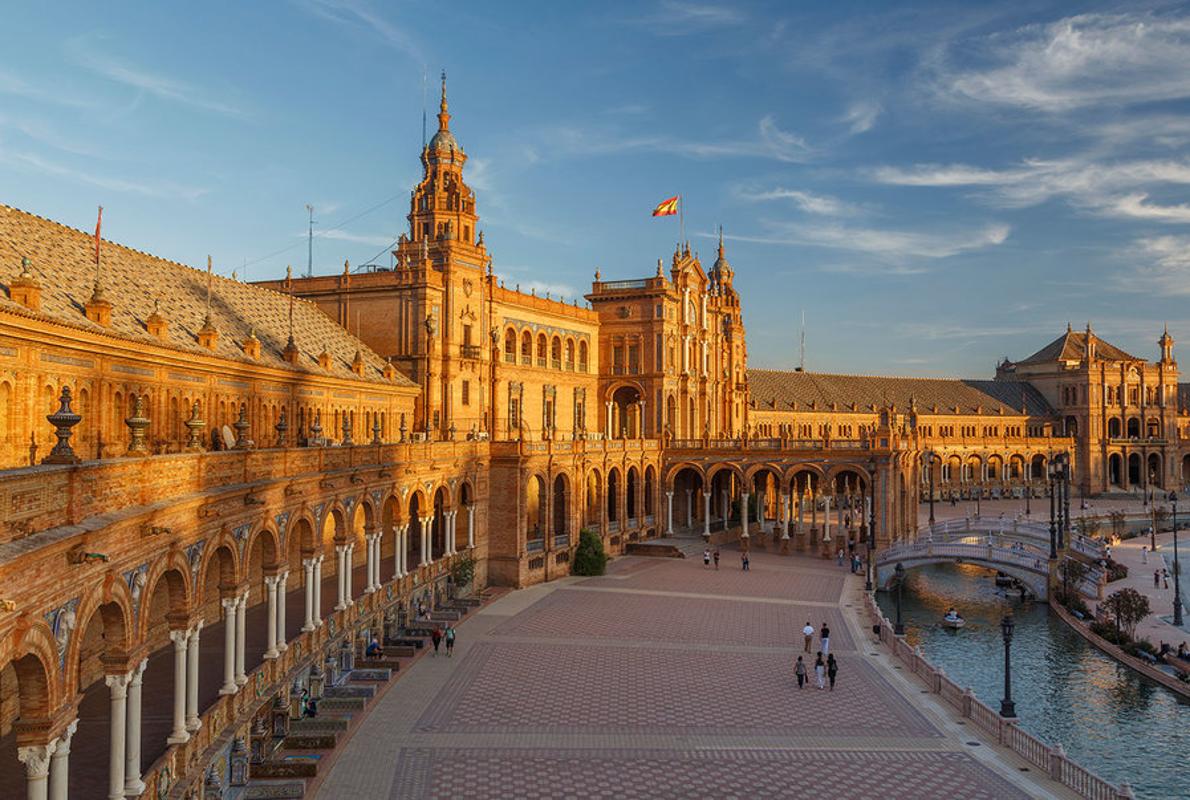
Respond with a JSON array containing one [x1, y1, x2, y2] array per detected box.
[[799, 309, 806, 372], [305, 204, 316, 278], [421, 66, 428, 150]]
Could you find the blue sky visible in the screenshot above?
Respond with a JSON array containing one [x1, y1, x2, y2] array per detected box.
[[3, 1, 1190, 376]]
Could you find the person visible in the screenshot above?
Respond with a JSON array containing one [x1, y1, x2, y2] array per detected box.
[[820, 622, 831, 657], [713, 548, 720, 570], [1142, 546, 1149, 564], [794, 655, 807, 689], [802, 621, 814, 653], [1179, 642, 1189, 660], [827, 654, 838, 691], [814, 652, 826, 689], [836, 548, 844, 566], [1164, 569, 1170, 590], [444, 624, 456, 657], [431, 625, 443, 656], [703, 548, 711, 568], [1156, 569, 1162, 589], [741, 551, 750, 571], [945, 607, 959, 622], [366, 636, 383, 658]]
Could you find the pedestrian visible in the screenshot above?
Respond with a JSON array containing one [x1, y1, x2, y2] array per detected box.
[[795, 655, 807, 689], [820, 622, 831, 657], [1156, 569, 1162, 589], [827, 654, 838, 691], [836, 548, 844, 566], [1164, 569, 1170, 590], [444, 624, 456, 657], [802, 621, 814, 653], [366, 636, 384, 658], [814, 652, 826, 689], [703, 548, 711, 567], [1142, 546, 1148, 564], [741, 551, 750, 571], [431, 625, 443, 656], [713, 548, 720, 570]]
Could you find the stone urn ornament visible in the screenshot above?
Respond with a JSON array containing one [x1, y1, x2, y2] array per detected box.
[[125, 394, 150, 456], [43, 386, 82, 465], [183, 401, 206, 452]]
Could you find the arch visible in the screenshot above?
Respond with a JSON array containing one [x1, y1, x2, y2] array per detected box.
[[137, 559, 191, 642], [520, 330, 532, 362], [626, 466, 639, 521], [1109, 453, 1123, 487], [1147, 453, 1163, 489], [67, 583, 134, 691], [321, 504, 347, 547], [552, 473, 568, 539], [610, 384, 643, 439], [1107, 417, 1122, 438], [607, 467, 620, 525], [456, 481, 474, 550], [1, 632, 57, 724], [197, 543, 238, 604], [565, 338, 576, 368], [536, 332, 548, 362], [644, 465, 656, 517], [584, 469, 602, 528], [244, 525, 282, 573], [1029, 454, 1047, 481], [784, 464, 825, 491], [1126, 417, 1141, 438], [432, 486, 449, 559], [550, 335, 562, 367], [1063, 416, 1078, 436], [670, 466, 704, 530], [1146, 417, 1161, 439], [578, 339, 589, 371], [665, 461, 705, 487], [1128, 453, 1142, 487], [706, 462, 745, 485], [504, 327, 517, 361], [744, 462, 783, 484], [526, 474, 547, 544]]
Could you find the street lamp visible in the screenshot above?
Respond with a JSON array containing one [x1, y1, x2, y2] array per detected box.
[[1047, 461, 1057, 560], [866, 458, 877, 592], [1172, 491, 1183, 628], [893, 562, 906, 635], [999, 613, 1017, 718], [927, 452, 936, 528], [1025, 472, 1031, 517]]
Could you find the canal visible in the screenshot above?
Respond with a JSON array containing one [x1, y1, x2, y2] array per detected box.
[[875, 563, 1190, 800]]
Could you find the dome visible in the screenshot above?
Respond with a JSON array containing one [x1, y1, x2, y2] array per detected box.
[[429, 128, 458, 151]]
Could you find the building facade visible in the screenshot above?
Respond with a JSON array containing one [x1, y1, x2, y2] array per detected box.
[[0, 77, 1188, 799]]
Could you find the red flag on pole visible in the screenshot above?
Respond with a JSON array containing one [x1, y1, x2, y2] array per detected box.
[[652, 196, 679, 217], [94, 206, 103, 266]]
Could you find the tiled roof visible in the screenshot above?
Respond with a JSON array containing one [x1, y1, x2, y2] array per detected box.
[[1016, 329, 1139, 365], [0, 203, 413, 387], [747, 369, 1054, 416]]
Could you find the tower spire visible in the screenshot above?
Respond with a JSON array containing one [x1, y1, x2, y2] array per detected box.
[[437, 70, 450, 132]]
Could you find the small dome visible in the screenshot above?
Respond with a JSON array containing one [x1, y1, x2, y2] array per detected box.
[[429, 128, 458, 151]]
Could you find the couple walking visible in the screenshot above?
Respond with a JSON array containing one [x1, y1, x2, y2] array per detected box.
[[802, 621, 830, 656], [794, 652, 838, 690], [430, 623, 457, 657], [702, 548, 720, 569]]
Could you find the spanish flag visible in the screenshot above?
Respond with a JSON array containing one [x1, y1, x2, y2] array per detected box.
[[652, 196, 679, 217]]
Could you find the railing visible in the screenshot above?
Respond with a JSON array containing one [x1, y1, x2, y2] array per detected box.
[[864, 593, 1131, 800], [608, 520, 620, 533], [537, 357, 546, 367], [918, 519, 1107, 560], [598, 279, 649, 290], [553, 534, 570, 549], [551, 358, 562, 369], [526, 538, 544, 552], [460, 344, 481, 359], [644, 514, 655, 526], [505, 352, 516, 363], [627, 517, 638, 529], [521, 355, 531, 365], [566, 360, 575, 371]]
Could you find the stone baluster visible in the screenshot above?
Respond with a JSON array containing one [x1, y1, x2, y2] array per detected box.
[[167, 630, 191, 743], [220, 597, 238, 695], [185, 621, 203, 731], [124, 658, 147, 795]]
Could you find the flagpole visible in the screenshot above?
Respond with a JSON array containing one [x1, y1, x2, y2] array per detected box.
[[679, 195, 685, 249]]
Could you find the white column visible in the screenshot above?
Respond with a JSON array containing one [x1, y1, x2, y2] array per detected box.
[[219, 597, 237, 695], [167, 630, 190, 743], [703, 492, 711, 538], [365, 535, 377, 592], [395, 527, 404, 577], [18, 742, 55, 800], [47, 719, 76, 800], [185, 622, 202, 732], [605, 401, 613, 438], [234, 593, 248, 686], [313, 556, 324, 626], [345, 544, 355, 605], [302, 558, 316, 632], [105, 672, 130, 800], [264, 576, 280, 659], [824, 494, 831, 542], [741, 492, 750, 538], [449, 511, 458, 554], [276, 573, 288, 653], [335, 545, 348, 610], [685, 489, 692, 529], [124, 658, 147, 795], [421, 515, 433, 564], [467, 506, 476, 548], [781, 495, 791, 539], [665, 491, 674, 535]]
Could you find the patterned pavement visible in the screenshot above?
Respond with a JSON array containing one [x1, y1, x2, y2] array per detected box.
[[316, 549, 1065, 799]]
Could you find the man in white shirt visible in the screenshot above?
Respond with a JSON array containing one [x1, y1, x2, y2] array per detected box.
[[802, 622, 814, 653]]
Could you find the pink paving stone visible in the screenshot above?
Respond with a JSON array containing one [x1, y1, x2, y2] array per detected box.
[[415, 640, 935, 737], [487, 586, 856, 651], [388, 747, 1033, 800]]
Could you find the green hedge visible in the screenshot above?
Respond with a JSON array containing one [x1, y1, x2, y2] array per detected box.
[[571, 528, 608, 576]]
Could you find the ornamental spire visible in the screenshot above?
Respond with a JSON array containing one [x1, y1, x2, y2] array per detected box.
[[437, 70, 450, 132]]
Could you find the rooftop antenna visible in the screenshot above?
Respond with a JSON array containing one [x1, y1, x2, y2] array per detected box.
[[421, 66, 428, 150], [305, 204, 316, 278], [286, 265, 295, 346], [799, 309, 806, 372]]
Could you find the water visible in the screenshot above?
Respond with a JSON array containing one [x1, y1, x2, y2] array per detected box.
[[875, 564, 1190, 800]]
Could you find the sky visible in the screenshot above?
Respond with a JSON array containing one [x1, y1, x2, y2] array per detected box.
[[3, 1, 1190, 376]]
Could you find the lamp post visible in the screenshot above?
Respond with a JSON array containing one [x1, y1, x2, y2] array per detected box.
[[927, 452, 936, 528], [865, 458, 877, 592], [1172, 491, 1183, 628], [1025, 474, 1031, 517], [999, 613, 1017, 718], [1062, 456, 1071, 550], [894, 562, 905, 635], [1047, 461, 1057, 560]]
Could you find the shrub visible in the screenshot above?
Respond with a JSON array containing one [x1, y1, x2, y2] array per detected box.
[[450, 554, 476, 589], [571, 528, 608, 576], [1089, 619, 1131, 646], [1129, 637, 1158, 656], [1060, 594, 1090, 618], [1104, 559, 1129, 582]]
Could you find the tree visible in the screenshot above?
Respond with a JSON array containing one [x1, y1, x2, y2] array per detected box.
[[1102, 587, 1150, 640], [450, 554, 476, 595], [1109, 510, 1127, 541], [571, 527, 608, 576], [1153, 506, 1170, 533], [1079, 515, 1102, 539], [1058, 558, 1089, 603]]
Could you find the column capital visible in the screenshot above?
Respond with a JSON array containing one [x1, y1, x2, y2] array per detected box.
[[169, 628, 190, 648], [666, 490, 674, 497], [237, 591, 249, 606], [264, 574, 281, 588], [130, 657, 147, 684], [302, 557, 316, 569], [335, 544, 349, 555], [189, 619, 205, 636], [104, 672, 131, 697], [17, 742, 56, 778], [221, 597, 238, 611]]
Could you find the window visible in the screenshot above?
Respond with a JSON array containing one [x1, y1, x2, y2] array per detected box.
[[463, 324, 473, 346], [613, 346, 624, 375], [628, 344, 640, 374], [655, 333, 664, 370], [509, 398, 520, 431], [461, 380, 470, 406]]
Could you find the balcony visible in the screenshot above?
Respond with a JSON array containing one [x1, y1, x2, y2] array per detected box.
[[566, 360, 575, 371], [460, 344, 481, 359], [505, 352, 516, 363], [551, 358, 562, 370], [521, 355, 531, 365], [537, 357, 546, 368], [553, 534, 570, 549], [527, 538, 545, 553]]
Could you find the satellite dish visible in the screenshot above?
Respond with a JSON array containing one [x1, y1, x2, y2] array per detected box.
[[221, 425, 236, 450]]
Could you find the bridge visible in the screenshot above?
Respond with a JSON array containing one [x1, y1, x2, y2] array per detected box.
[[875, 517, 1107, 600]]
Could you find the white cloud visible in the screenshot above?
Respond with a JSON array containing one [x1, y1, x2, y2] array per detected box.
[[725, 221, 1009, 262], [308, 229, 395, 247], [523, 279, 579, 300], [1127, 235, 1190, 294], [738, 187, 860, 216], [841, 101, 881, 134], [1108, 193, 1190, 223], [940, 12, 1190, 111], [298, 0, 423, 62], [632, 2, 745, 36], [0, 148, 208, 200], [549, 115, 812, 163], [69, 39, 245, 117]]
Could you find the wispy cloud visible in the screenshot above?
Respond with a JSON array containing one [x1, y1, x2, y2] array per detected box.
[[0, 68, 98, 110], [724, 221, 1009, 265], [737, 186, 860, 216], [937, 12, 1190, 111], [0, 148, 208, 200], [629, 1, 745, 36], [549, 115, 812, 163], [298, 0, 423, 62], [69, 37, 245, 117], [841, 101, 881, 134], [1125, 235, 1190, 295], [307, 229, 395, 247]]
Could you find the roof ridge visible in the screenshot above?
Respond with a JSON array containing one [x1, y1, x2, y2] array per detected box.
[[747, 367, 1016, 383]]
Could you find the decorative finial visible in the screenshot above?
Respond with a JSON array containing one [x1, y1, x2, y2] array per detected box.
[[231, 269, 237, 281], [19, 256, 32, 279], [286, 264, 292, 281], [718, 225, 724, 256], [343, 258, 350, 275], [437, 69, 450, 131], [1067, 321, 1072, 333]]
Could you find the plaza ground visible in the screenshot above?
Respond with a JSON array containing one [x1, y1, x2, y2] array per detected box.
[[316, 543, 1078, 799]]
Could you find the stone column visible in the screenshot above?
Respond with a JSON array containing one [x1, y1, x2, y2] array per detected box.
[[334, 545, 348, 611], [18, 741, 54, 800], [234, 593, 248, 686], [685, 489, 692, 530], [605, 401, 613, 438], [264, 576, 280, 659], [185, 621, 202, 732], [781, 495, 791, 540], [344, 544, 355, 605], [421, 515, 434, 565], [364, 534, 377, 592], [105, 672, 130, 800], [48, 719, 76, 800], [124, 658, 147, 795], [313, 556, 324, 626], [220, 597, 238, 695], [302, 558, 316, 632], [741, 492, 750, 539], [167, 630, 190, 743], [468, 505, 476, 548], [395, 527, 404, 577], [824, 494, 831, 543], [276, 573, 288, 653], [665, 491, 674, 535], [703, 492, 712, 538], [449, 511, 458, 555]]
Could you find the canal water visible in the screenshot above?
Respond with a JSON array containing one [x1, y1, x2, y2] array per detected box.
[[875, 564, 1190, 800]]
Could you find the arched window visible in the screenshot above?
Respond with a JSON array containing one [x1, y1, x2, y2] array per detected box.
[[578, 341, 589, 372], [504, 328, 517, 362], [521, 331, 532, 364], [536, 333, 548, 366], [551, 336, 562, 369]]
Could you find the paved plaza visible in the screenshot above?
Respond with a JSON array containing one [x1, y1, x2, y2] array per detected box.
[[316, 546, 1077, 799]]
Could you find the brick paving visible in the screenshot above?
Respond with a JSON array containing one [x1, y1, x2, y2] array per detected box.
[[316, 549, 1066, 799]]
